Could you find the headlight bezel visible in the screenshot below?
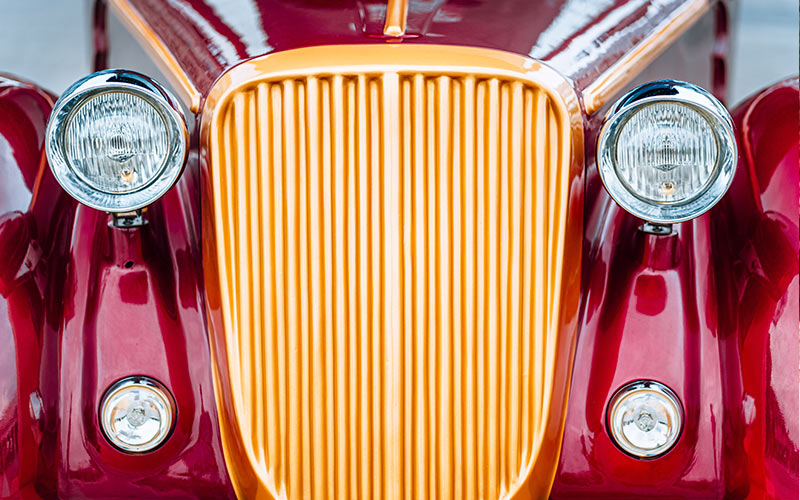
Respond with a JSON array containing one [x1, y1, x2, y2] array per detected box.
[[46, 69, 189, 213], [606, 380, 684, 459], [597, 80, 737, 224], [99, 376, 177, 454]]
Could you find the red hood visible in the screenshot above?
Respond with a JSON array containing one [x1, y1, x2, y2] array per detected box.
[[114, 0, 702, 101]]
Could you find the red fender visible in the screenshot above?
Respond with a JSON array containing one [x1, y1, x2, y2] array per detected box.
[[0, 74, 234, 498], [52, 167, 234, 499], [720, 78, 799, 499], [0, 75, 76, 499], [551, 78, 798, 498]]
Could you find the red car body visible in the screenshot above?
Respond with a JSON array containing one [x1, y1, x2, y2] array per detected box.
[[0, 0, 796, 498]]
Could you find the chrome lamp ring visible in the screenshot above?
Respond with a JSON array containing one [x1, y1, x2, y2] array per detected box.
[[99, 376, 177, 453], [45, 69, 189, 213], [597, 80, 737, 224], [606, 380, 684, 459]]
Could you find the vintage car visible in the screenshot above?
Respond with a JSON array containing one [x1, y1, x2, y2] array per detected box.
[[0, 0, 797, 498]]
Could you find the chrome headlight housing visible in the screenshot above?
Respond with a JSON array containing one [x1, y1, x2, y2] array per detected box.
[[597, 80, 736, 224], [607, 380, 683, 459], [46, 70, 188, 212], [100, 376, 176, 453]]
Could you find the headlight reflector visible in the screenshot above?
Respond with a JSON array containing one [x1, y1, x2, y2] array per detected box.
[[607, 380, 683, 459], [46, 70, 188, 212], [67, 91, 170, 194], [598, 81, 736, 223], [100, 376, 176, 453]]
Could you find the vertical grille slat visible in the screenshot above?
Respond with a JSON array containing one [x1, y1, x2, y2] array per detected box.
[[449, 76, 464, 500], [296, 78, 314, 500], [411, 72, 429, 500], [344, 77, 359, 500], [210, 65, 572, 500], [355, 73, 373, 500], [532, 89, 547, 449], [508, 80, 524, 483], [246, 88, 264, 471], [282, 79, 303, 500], [436, 75, 453, 500], [400, 76, 414, 500], [333, 74, 349, 500], [520, 86, 535, 465], [460, 74, 478, 500]]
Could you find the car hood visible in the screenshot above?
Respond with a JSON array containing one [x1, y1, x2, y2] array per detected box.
[[110, 0, 705, 110]]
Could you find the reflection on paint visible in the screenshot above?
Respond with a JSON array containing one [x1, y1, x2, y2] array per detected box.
[[204, 0, 273, 54], [166, 0, 243, 63], [528, 0, 616, 59], [545, 0, 674, 74]]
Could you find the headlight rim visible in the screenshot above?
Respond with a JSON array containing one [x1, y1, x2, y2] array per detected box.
[[46, 69, 189, 213], [597, 80, 737, 224]]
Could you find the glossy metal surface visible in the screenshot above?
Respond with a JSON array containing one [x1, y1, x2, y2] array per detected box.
[[382, 0, 408, 36], [8, 1, 792, 498], [201, 44, 584, 500], [51, 162, 235, 498], [597, 80, 737, 223], [109, 0, 202, 111], [551, 78, 798, 498], [0, 74, 234, 498], [582, 0, 711, 112], [108, 0, 711, 113], [720, 78, 799, 499], [0, 74, 69, 500], [46, 69, 189, 212]]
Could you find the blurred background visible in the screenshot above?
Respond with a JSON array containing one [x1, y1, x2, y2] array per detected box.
[[0, 0, 797, 105]]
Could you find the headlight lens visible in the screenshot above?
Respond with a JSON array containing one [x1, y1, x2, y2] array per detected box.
[[598, 81, 736, 224], [67, 91, 170, 194], [615, 102, 718, 203], [46, 70, 188, 212]]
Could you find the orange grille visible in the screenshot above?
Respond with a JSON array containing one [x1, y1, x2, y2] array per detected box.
[[203, 45, 583, 500]]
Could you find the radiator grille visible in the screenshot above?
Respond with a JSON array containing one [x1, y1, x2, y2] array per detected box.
[[206, 47, 578, 500]]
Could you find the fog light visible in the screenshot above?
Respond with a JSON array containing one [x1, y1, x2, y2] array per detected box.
[[607, 380, 682, 459], [100, 376, 175, 453]]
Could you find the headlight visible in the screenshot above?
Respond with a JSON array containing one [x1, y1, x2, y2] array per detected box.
[[46, 70, 188, 212], [100, 376, 176, 453], [597, 80, 736, 224], [607, 380, 683, 459]]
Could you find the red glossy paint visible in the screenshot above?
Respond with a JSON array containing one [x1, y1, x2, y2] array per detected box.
[[550, 78, 799, 498], [0, 75, 234, 499], [121, 0, 705, 96], [3, 1, 796, 498], [52, 169, 234, 499], [0, 75, 74, 499], [716, 78, 799, 499]]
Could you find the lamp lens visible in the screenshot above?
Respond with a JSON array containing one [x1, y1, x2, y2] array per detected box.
[[615, 102, 719, 204], [65, 91, 170, 194]]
